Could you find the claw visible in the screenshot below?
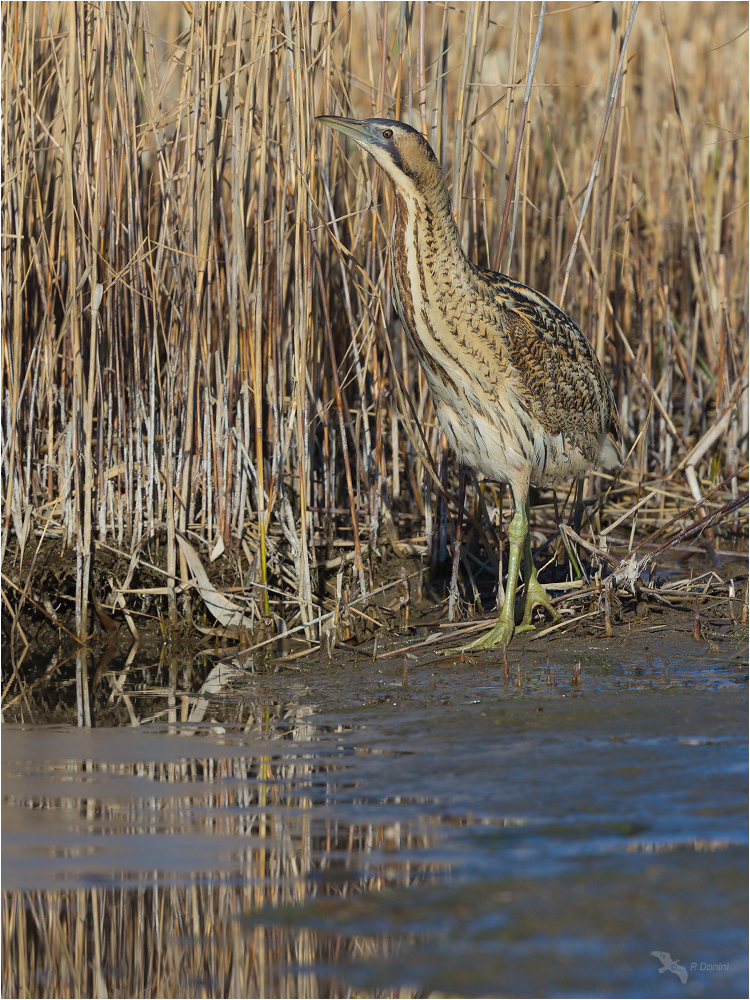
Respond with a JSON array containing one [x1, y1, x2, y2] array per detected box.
[[518, 569, 562, 632]]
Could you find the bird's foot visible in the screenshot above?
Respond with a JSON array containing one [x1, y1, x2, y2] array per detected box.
[[516, 575, 562, 633], [445, 614, 515, 654]]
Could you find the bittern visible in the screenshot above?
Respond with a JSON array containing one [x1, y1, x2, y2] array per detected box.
[[317, 117, 622, 649]]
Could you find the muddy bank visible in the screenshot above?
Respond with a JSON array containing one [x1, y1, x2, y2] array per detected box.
[[2, 597, 747, 727], [2, 523, 746, 727]]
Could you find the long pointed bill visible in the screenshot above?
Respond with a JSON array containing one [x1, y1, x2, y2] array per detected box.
[[316, 116, 369, 144]]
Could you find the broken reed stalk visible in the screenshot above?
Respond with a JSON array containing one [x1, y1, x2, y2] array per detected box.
[[1, 3, 747, 704]]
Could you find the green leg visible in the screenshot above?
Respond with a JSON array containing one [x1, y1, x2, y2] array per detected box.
[[517, 499, 562, 633], [458, 501, 527, 651]]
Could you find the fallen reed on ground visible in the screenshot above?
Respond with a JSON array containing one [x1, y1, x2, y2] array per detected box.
[[2, 2, 748, 714]]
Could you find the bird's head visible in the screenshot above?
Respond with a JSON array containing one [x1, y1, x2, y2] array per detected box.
[[316, 116, 442, 199]]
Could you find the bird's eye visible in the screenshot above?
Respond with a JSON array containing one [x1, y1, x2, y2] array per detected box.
[[382, 129, 393, 139]]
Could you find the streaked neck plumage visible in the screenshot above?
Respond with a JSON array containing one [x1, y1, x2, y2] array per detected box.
[[390, 157, 469, 278]]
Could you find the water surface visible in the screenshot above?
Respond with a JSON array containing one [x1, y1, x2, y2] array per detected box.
[[2, 627, 747, 998]]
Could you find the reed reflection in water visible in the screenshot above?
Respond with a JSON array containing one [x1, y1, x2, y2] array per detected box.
[[2, 723, 448, 999]]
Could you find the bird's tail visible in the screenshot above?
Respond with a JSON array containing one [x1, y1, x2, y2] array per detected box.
[[599, 429, 623, 473]]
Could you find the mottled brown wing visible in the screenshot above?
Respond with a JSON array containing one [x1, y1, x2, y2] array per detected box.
[[481, 268, 621, 451]]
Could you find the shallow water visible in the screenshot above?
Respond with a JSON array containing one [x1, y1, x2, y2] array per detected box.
[[2, 624, 748, 998]]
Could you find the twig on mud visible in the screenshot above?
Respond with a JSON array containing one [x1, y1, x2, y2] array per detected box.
[[219, 570, 425, 663], [526, 611, 600, 641]]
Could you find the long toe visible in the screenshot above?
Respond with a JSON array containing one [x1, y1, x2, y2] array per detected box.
[[447, 615, 515, 653], [517, 575, 562, 632]]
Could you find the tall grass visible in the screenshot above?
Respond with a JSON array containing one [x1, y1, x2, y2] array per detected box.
[[2, 3, 747, 696]]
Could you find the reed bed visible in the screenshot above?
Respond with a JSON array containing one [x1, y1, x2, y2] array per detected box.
[[2, 2, 748, 714]]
